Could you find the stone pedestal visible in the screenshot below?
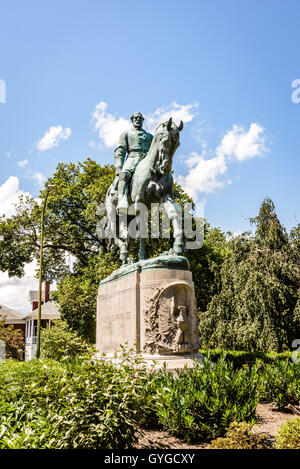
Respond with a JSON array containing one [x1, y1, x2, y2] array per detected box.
[[96, 256, 202, 370]]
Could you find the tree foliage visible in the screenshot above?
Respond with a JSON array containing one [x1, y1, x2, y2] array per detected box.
[[0, 317, 24, 360], [0, 158, 227, 341], [199, 198, 300, 352], [40, 320, 93, 360]]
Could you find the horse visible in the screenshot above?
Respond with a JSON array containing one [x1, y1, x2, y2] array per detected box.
[[105, 117, 184, 265]]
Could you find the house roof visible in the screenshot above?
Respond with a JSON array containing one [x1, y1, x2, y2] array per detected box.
[[23, 300, 60, 321], [0, 304, 26, 323]]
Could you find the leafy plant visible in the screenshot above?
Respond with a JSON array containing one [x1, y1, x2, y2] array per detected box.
[[0, 316, 24, 360], [40, 320, 93, 361], [210, 421, 271, 449], [0, 350, 149, 449], [274, 416, 300, 449], [199, 349, 293, 369], [143, 354, 262, 442], [260, 360, 300, 411]]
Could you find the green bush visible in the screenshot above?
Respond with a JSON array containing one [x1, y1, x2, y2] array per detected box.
[[143, 354, 262, 442], [200, 350, 300, 412], [210, 421, 271, 449], [274, 417, 300, 449], [260, 360, 300, 411], [1, 349, 298, 448], [0, 359, 66, 448], [0, 350, 148, 449], [40, 320, 93, 361], [200, 349, 293, 369], [0, 316, 24, 360]]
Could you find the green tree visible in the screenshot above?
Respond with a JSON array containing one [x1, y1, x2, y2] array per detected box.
[[186, 222, 231, 312], [199, 198, 300, 352], [0, 158, 228, 341], [0, 160, 119, 341]]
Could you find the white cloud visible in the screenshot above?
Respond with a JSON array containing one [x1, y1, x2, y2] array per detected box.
[[91, 102, 268, 201], [92, 102, 131, 148], [92, 101, 198, 148], [18, 159, 28, 168], [145, 102, 198, 134], [0, 176, 30, 218], [217, 123, 268, 161], [177, 151, 230, 199], [31, 171, 45, 186], [177, 123, 267, 201], [0, 261, 38, 314], [37, 125, 72, 151]]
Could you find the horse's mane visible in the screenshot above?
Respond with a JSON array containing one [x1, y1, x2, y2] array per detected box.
[[143, 121, 180, 176], [153, 121, 180, 147]]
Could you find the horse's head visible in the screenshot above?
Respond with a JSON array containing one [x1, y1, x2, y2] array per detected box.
[[154, 117, 183, 176]]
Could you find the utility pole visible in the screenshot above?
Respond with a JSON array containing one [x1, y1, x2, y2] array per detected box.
[[36, 185, 55, 359]]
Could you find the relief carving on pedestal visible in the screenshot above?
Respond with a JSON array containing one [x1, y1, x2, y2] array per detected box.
[[143, 281, 200, 355]]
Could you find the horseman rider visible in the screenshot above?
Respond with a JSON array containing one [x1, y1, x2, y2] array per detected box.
[[114, 112, 153, 213]]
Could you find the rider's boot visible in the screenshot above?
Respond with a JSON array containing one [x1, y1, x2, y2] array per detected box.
[[117, 173, 130, 214]]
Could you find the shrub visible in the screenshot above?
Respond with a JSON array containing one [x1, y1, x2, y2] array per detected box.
[[260, 360, 300, 411], [210, 421, 271, 449], [143, 354, 262, 442], [199, 350, 300, 412], [200, 349, 293, 369], [40, 320, 93, 361], [0, 316, 24, 360], [274, 417, 300, 449], [43, 354, 148, 449], [0, 349, 149, 449]]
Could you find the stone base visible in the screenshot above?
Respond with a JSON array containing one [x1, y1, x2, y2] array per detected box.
[[93, 351, 204, 372], [140, 352, 204, 370], [96, 255, 200, 363]]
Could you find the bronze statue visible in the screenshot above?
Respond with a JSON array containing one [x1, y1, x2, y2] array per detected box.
[[106, 113, 184, 265], [114, 112, 153, 213]]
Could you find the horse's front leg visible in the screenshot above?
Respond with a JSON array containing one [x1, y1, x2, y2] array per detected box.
[[135, 202, 147, 261], [162, 196, 185, 256], [118, 213, 130, 264], [139, 238, 147, 260]]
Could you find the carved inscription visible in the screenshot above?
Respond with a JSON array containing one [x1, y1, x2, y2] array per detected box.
[[102, 312, 131, 323]]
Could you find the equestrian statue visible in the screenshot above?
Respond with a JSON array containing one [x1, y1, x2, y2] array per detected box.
[[105, 111, 184, 265]]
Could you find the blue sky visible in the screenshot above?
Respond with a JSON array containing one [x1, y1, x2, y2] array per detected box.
[[0, 0, 300, 310]]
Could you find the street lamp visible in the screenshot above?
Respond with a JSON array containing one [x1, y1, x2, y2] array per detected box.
[[36, 184, 55, 359]]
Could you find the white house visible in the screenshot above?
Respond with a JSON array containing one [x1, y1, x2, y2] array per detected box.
[[24, 284, 60, 360], [2, 282, 60, 360]]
